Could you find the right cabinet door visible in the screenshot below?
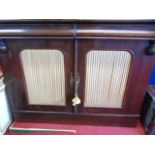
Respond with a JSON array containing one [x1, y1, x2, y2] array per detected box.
[[77, 39, 155, 115]]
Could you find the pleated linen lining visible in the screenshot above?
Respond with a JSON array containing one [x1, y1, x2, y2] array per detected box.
[[84, 50, 131, 108], [20, 49, 66, 106]]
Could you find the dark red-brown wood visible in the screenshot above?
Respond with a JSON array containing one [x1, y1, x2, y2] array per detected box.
[[76, 39, 155, 115], [0, 20, 155, 127], [0, 39, 74, 112]]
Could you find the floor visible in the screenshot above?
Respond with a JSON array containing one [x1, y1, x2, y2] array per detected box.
[[7, 120, 145, 135]]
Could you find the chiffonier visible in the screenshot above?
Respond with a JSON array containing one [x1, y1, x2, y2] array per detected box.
[[0, 20, 155, 127]]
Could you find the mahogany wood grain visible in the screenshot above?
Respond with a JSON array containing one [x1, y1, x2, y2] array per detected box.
[[0, 20, 155, 127], [14, 111, 138, 127]]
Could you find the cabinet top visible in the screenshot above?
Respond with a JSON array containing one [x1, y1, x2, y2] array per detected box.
[[0, 19, 155, 39], [0, 19, 155, 24]]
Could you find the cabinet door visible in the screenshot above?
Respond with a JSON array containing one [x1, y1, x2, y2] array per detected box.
[[0, 39, 74, 112], [77, 39, 154, 115]]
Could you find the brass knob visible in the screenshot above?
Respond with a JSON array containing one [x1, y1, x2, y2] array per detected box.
[[72, 96, 81, 106]]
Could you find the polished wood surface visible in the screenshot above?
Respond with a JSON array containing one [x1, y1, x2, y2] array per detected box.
[[0, 20, 155, 127], [0, 21, 155, 39], [1, 19, 155, 24], [0, 39, 74, 112], [14, 111, 138, 127], [77, 39, 155, 116]]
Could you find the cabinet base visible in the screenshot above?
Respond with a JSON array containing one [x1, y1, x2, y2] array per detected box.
[[13, 112, 139, 127]]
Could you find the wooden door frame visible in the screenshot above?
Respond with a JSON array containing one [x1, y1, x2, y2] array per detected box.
[[77, 39, 155, 115], [0, 39, 74, 112]]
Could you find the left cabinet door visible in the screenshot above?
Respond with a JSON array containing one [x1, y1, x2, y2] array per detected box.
[[0, 39, 74, 113]]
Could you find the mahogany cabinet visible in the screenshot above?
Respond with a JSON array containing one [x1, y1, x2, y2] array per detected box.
[[0, 20, 155, 127]]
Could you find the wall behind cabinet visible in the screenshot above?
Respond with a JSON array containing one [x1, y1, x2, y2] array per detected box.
[[149, 65, 155, 85], [0, 76, 12, 135]]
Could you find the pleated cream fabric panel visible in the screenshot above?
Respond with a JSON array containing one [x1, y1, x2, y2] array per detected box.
[[84, 50, 131, 108], [20, 49, 66, 106]]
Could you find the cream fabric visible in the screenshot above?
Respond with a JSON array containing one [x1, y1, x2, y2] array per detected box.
[[84, 50, 131, 108], [20, 49, 66, 106]]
